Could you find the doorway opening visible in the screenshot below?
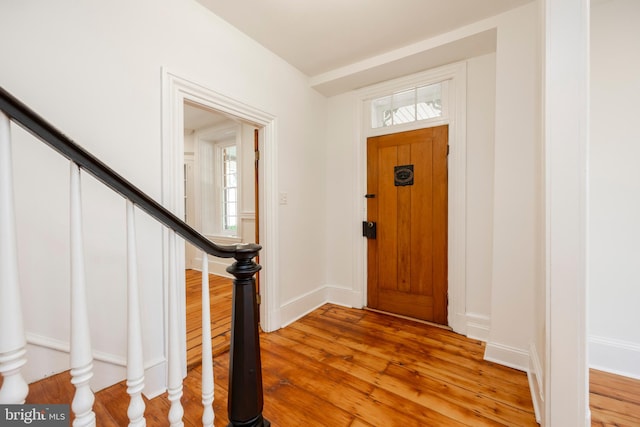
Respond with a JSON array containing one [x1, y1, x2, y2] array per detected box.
[[182, 102, 260, 365], [357, 62, 467, 334], [162, 69, 279, 375], [366, 126, 449, 325], [182, 102, 259, 273]]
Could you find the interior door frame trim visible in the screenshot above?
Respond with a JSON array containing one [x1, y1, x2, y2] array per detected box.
[[356, 61, 468, 334], [161, 69, 281, 375]]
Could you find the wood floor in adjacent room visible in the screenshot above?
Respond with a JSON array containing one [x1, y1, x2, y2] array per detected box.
[[590, 368, 640, 426], [20, 295, 640, 425], [185, 269, 232, 367]]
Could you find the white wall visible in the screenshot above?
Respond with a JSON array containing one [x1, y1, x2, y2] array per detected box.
[[0, 0, 327, 393], [324, 92, 362, 308], [589, 0, 640, 379], [323, 6, 540, 365], [485, 3, 541, 371], [0, 0, 572, 406], [465, 53, 497, 341]]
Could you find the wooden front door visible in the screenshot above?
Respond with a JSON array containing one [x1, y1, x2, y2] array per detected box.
[[366, 125, 448, 324]]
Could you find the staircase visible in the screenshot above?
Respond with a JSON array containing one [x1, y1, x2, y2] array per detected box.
[[0, 86, 269, 427], [21, 352, 236, 426]]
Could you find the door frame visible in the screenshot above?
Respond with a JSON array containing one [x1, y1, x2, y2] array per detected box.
[[356, 61, 468, 333], [366, 126, 450, 324], [183, 153, 197, 270], [161, 69, 280, 374]]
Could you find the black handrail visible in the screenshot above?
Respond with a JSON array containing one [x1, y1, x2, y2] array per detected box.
[[1, 85, 269, 426], [0, 86, 259, 259]]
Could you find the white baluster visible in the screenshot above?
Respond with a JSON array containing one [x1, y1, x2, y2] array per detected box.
[[0, 111, 28, 404], [69, 164, 96, 427], [126, 201, 146, 426], [167, 233, 184, 426], [201, 253, 214, 427]]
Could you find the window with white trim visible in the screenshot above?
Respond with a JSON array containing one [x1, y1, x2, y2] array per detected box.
[[198, 131, 241, 239], [221, 144, 238, 233], [370, 81, 445, 129]]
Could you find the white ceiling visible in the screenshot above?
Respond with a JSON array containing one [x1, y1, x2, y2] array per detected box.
[[196, 0, 533, 79], [183, 101, 235, 132]]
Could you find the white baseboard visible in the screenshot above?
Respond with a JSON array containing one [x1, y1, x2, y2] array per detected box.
[[209, 257, 233, 278], [278, 284, 367, 328], [449, 311, 468, 336], [279, 287, 328, 328], [142, 358, 167, 399], [277, 285, 494, 344], [326, 285, 363, 309], [589, 335, 640, 379], [263, 306, 282, 333], [25, 333, 167, 398], [24, 342, 72, 383], [24, 341, 127, 392], [465, 313, 490, 342], [528, 342, 544, 424], [192, 256, 234, 279], [484, 341, 529, 372]]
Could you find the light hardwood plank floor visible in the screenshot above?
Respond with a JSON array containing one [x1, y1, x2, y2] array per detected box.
[[590, 368, 640, 426], [16, 304, 640, 426], [185, 269, 233, 368]]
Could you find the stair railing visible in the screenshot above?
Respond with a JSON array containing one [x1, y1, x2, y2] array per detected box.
[[0, 86, 269, 427]]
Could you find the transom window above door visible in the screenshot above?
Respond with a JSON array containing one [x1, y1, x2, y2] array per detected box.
[[370, 81, 446, 129]]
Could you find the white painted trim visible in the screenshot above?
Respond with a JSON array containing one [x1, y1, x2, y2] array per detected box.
[[69, 164, 97, 426], [161, 68, 280, 342], [204, 235, 243, 245], [543, 0, 589, 425], [484, 341, 529, 372], [353, 94, 367, 322], [141, 358, 168, 399], [326, 285, 363, 309], [0, 111, 29, 404], [197, 127, 243, 239], [356, 61, 468, 335], [309, 9, 505, 92], [277, 284, 363, 328], [192, 229, 257, 278], [24, 334, 166, 398], [191, 257, 234, 279], [465, 313, 490, 342], [280, 285, 362, 328], [279, 287, 328, 329], [528, 342, 544, 424], [357, 63, 464, 103], [448, 63, 468, 335], [27, 333, 125, 367], [589, 335, 640, 380], [257, 122, 280, 332]]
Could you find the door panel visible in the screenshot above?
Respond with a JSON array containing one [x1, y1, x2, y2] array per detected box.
[[367, 126, 448, 324]]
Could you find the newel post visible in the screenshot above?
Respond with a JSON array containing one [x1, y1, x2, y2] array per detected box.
[[226, 243, 270, 427]]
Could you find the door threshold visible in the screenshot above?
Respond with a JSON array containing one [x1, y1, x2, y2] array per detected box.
[[364, 307, 453, 331]]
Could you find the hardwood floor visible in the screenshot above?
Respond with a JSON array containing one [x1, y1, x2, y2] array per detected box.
[[590, 368, 640, 426], [258, 304, 536, 426], [16, 304, 640, 426], [185, 269, 233, 368]]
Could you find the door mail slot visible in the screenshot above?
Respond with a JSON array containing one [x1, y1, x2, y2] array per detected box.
[[362, 221, 377, 239]]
